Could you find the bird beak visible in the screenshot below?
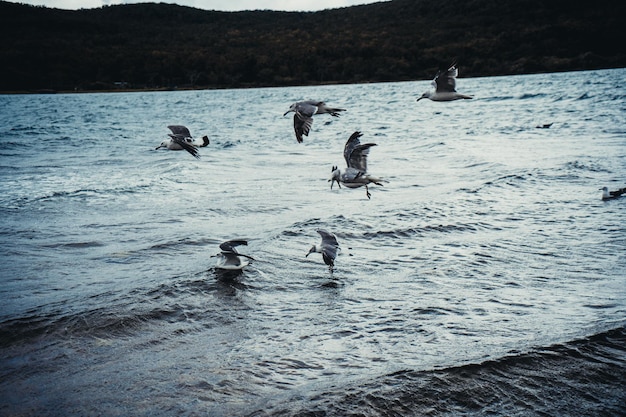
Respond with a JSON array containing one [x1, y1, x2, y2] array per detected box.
[[305, 246, 314, 257], [416, 97, 423, 102], [283, 110, 290, 117]]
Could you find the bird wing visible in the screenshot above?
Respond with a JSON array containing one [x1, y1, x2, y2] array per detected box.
[[322, 250, 336, 267], [293, 112, 314, 143], [434, 64, 458, 93], [610, 188, 626, 197], [219, 240, 248, 253], [317, 229, 339, 248], [343, 131, 377, 172], [168, 125, 192, 138], [171, 137, 200, 159]]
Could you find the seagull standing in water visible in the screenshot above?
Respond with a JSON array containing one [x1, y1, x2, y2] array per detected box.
[[330, 131, 384, 199], [283, 101, 345, 143], [156, 125, 210, 159], [306, 229, 340, 272], [215, 240, 254, 270], [416, 63, 473, 102], [600, 186, 626, 200]]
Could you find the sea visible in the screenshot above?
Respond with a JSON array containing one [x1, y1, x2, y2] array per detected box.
[[1, 68, 625, 416]]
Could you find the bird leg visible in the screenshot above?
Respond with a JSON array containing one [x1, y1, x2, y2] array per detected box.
[[365, 185, 371, 199]]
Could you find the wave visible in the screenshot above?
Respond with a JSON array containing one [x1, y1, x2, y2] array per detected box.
[[8, 184, 153, 207], [255, 326, 626, 416], [563, 160, 611, 173], [0, 272, 229, 347]]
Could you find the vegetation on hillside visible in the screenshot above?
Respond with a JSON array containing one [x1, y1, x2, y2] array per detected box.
[[0, 0, 624, 92]]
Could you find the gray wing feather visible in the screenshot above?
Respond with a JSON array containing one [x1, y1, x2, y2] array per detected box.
[[343, 131, 377, 172], [434, 64, 458, 93], [171, 136, 200, 159], [317, 229, 339, 247], [294, 112, 314, 143], [168, 125, 192, 138], [220, 240, 248, 253]]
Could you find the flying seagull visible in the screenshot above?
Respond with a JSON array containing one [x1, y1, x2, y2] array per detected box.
[[215, 240, 254, 270], [283, 100, 345, 143], [306, 229, 340, 272], [416, 63, 473, 102], [330, 131, 384, 199], [156, 125, 210, 159], [600, 186, 626, 200]]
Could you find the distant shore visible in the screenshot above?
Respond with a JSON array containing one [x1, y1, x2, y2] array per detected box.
[[2, 0, 624, 93]]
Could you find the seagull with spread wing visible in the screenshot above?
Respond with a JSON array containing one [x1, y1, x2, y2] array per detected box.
[[306, 229, 340, 272], [156, 125, 210, 159], [215, 240, 254, 270], [330, 131, 384, 199], [283, 101, 345, 143], [416, 63, 473, 102]]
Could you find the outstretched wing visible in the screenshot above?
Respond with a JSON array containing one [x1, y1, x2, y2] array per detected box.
[[168, 125, 192, 138], [293, 112, 314, 143], [171, 137, 200, 159], [343, 131, 377, 172], [434, 63, 458, 93], [219, 240, 248, 254]]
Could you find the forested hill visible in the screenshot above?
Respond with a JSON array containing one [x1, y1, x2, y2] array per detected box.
[[1, 0, 624, 92]]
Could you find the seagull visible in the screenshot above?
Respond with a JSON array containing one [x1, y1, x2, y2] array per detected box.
[[416, 63, 473, 102], [283, 100, 345, 143], [306, 229, 340, 272], [330, 131, 384, 199], [215, 240, 254, 270], [155, 125, 210, 159], [600, 186, 626, 200]]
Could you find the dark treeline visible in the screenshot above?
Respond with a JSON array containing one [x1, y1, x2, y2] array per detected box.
[[0, 0, 624, 92]]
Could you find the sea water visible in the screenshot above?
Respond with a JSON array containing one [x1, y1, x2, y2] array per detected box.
[[1, 68, 625, 415]]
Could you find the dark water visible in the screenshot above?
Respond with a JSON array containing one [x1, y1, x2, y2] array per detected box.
[[1, 68, 625, 416]]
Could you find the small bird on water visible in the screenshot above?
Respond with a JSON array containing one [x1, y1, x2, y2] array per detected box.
[[215, 240, 254, 270], [416, 62, 473, 102], [600, 186, 626, 200], [156, 125, 209, 159], [330, 131, 384, 199], [306, 229, 340, 272], [283, 100, 345, 143]]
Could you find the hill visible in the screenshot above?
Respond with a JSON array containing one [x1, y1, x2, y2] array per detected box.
[[0, 0, 624, 92]]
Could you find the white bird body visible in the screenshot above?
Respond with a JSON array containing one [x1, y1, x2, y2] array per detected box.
[[157, 136, 209, 150], [338, 167, 383, 185], [421, 91, 473, 102], [215, 254, 249, 270]]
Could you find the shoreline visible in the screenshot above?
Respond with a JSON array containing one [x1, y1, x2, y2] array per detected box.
[[2, 66, 624, 95]]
